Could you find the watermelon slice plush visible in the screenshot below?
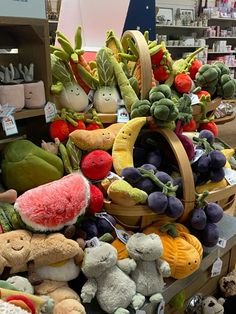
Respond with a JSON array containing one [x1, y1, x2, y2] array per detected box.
[[14, 173, 89, 232]]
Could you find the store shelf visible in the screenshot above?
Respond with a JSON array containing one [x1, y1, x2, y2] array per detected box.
[[166, 45, 202, 48], [156, 24, 208, 29], [48, 20, 58, 24], [14, 108, 45, 120], [208, 50, 236, 54], [209, 17, 236, 22], [207, 37, 236, 39]]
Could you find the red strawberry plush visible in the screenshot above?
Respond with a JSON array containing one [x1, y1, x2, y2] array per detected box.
[[183, 118, 197, 132], [174, 73, 192, 94], [81, 150, 112, 180], [189, 59, 202, 80], [87, 183, 104, 214], [198, 121, 218, 137], [86, 122, 101, 130], [68, 120, 86, 133], [49, 120, 69, 141]]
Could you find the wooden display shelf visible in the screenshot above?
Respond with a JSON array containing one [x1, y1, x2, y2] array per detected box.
[[14, 108, 45, 120], [214, 112, 236, 125], [192, 98, 221, 117]]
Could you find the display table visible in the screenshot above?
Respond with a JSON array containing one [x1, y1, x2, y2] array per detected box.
[[84, 214, 236, 314]]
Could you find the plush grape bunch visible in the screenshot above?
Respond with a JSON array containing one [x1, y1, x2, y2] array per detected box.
[[189, 192, 223, 247], [80, 214, 116, 240], [193, 130, 226, 184], [121, 166, 184, 219]]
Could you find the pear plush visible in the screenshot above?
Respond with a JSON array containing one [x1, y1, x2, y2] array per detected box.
[[1, 139, 64, 193]]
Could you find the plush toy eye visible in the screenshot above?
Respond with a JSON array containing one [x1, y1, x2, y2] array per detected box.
[[129, 133, 131, 136], [109, 93, 112, 96], [103, 94, 105, 96], [122, 131, 125, 134], [71, 89, 73, 92], [7, 239, 10, 243], [208, 301, 215, 307], [20, 237, 24, 240], [188, 262, 191, 265]]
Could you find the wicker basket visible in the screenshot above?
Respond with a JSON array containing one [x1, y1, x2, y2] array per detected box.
[[104, 30, 236, 230]]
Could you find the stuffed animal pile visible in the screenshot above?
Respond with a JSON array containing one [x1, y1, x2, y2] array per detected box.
[[0, 24, 235, 314]]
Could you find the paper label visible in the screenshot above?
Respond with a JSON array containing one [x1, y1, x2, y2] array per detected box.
[[189, 93, 200, 105], [224, 168, 236, 185], [217, 238, 227, 249], [191, 148, 204, 164], [0, 104, 15, 118], [44, 102, 57, 123], [2, 115, 18, 136], [117, 107, 129, 123], [115, 229, 130, 244], [157, 300, 165, 314], [88, 89, 95, 103], [211, 257, 223, 277], [86, 237, 100, 248]]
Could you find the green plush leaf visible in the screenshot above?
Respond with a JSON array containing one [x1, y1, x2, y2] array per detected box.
[[51, 54, 74, 86], [96, 48, 115, 86]]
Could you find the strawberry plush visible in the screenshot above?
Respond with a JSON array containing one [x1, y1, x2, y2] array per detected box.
[[49, 120, 70, 141], [68, 119, 86, 133], [151, 48, 164, 65], [198, 121, 218, 137], [174, 73, 192, 94], [183, 118, 197, 132], [87, 183, 104, 214], [81, 150, 112, 180], [86, 122, 101, 130], [153, 65, 170, 82], [189, 59, 202, 80]]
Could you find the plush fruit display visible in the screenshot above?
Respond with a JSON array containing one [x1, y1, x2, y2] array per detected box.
[[81, 150, 113, 180], [87, 183, 104, 214], [49, 119, 70, 141]]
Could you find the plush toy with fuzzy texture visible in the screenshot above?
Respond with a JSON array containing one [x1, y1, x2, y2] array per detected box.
[[81, 241, 145, 313], [219, 269, 236, 298], [0, 300, 31, 314], [126, 233, 171, 304], [202, 296, 225, 314]]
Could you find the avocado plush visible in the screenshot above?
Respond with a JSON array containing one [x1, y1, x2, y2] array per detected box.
[[1, 140, 64, 193]]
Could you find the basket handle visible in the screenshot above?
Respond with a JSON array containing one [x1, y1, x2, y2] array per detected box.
[[121, 30, 153, 100], [154, 127, 196, 222]]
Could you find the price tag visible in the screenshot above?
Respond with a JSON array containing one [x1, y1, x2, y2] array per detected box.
[[44, 102, 57, 123], [86, 237, 100, 248], [224, 168, 236, 185], [117, 107, 129, 123], [217, 238, 227, 249], [191, 148, 204, 164], [0, 104, 15, 118], [88, 89, 95, 103], [157, 300, 165, 314], [2, 115, 18, 136], [211, 257, 223, 277], [189, 93, 200, 105]]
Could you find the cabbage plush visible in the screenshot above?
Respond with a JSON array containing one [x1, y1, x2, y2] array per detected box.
[[1, 140, 64, 193]]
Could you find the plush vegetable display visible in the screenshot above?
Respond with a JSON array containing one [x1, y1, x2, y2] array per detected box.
[[217, 73, 236, 99], [130, 100, 151, 119], [174, 73, 192, 94], [143, 223, 203, 279], [81, 242, 145, 313], [1, 140, 64, 193], [70, 123, 124, 151], [126, 233, 171, 301], [50, 54, 89, 112]]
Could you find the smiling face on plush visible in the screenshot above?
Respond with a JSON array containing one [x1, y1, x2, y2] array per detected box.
[[24, 81, 46, 109], [0, 230, 31, 266], [93, 86, 120, 113], [81, 242, 117, 278], [60, 83, 89, 112], [126, 233, 163, 262]]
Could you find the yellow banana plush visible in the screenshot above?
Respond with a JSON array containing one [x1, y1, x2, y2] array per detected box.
[[112, 117, 147, 175]]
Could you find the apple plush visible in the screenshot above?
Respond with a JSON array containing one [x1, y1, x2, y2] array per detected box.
[[81, 150, 112, 180]]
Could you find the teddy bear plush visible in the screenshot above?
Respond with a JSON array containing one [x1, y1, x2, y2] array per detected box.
[[219, 269, 236, 298], [126, 233, 171, 304], [202, 296, 225, 314], [81, 241, 145, 314]]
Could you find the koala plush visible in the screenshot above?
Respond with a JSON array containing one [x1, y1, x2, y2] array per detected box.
[[126, 233, 171, 303]]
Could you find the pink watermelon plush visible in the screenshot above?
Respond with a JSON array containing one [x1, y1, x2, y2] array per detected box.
[[14, 173, 89, 232]]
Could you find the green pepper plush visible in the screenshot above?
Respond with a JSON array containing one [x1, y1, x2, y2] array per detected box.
[[130, 99, 151, 119], [217, 74, 236, 99], [1, 140, 64, 193]]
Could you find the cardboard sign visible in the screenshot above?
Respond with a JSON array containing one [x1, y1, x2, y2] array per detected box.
[[0, 0, 46, 19]]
